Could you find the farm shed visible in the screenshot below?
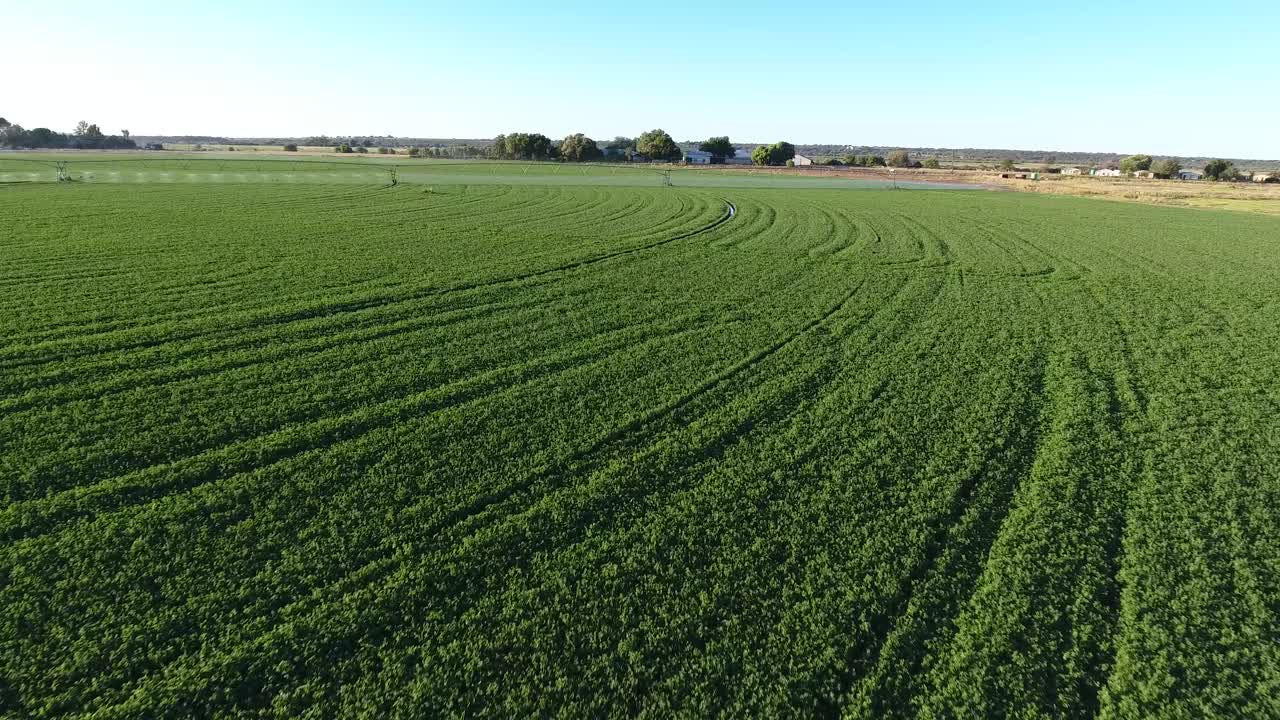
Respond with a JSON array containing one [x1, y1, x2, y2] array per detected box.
[[628, 152, 651, 163], [1178, 169, 1202, 180], [1252, 172, 1278, 183], [1133, 170, 1155, 178], [1093, 168, 1121, 177], [683, 150, 712, 165], [1060, 167, 1084, 175], [792, 154, 814, 166]]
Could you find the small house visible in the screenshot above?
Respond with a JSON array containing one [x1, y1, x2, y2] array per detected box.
[[792, 154, 814, 166], [1133, 170, 1155, 179], [1178, 169, 1202, 181], [628, 152, 651, 163], [683, 150, 713, 165], [1093, 168, 1121, 177], [1060, 167, 1084, 176], [1252, 172, 1277, 183]]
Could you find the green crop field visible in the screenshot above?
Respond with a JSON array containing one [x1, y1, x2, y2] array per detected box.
[[1, 160, 1278, 718]]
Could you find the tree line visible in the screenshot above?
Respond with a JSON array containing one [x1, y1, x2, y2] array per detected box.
[[0, 117, 137, 150], [1114, 154, 1276, 181]]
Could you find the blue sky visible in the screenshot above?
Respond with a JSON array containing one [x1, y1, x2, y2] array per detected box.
[[7, 0, 1279, 157]]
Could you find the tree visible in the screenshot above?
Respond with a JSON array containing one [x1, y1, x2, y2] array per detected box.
[[558, 133, 602, 162], [1203, 159, 1236, 181], [751, 141, 795, 166], [999, 158, 1015, 171], [887, 150, 912, 168], [923, 158, 941, 169], [1151, 158, 1181, 179], [606, 136, 634, 151], [335, 143, 353, 153], [1119, 154, 1153, 175], [408, 146, 421, 158], [283, 143, 298, 152], [0, 117, 9, 129], [120, 129, 130, 140], [636, 129, 681, 162], [74, 120, 90, 136], [493, 132, 555, 160], [699, 136, 735, 160]]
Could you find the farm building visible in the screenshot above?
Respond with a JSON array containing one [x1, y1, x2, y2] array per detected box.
[[792, 154, 814, 166], [1060, 167, 1084, 175], [683, 150, 712, 165], [1133, 170, 1155, 179], [1252, 172, 1278, 183], [724, 153, 753, 165], [1093, 168, 1121, 177], [628, 152, 651, 163], [1178, 169, 1202, 180]]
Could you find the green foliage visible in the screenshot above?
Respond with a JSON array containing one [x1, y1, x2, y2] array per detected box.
[[492, 132, 555, 161], [335, 143, 353, 153], [0, 116, 135, 149], [1119, 154, 1153, 174], [1151, 158, 1181, 179], [999, 158, 1016, 170], [1, 169, 1278, 717], [843, 154, 887, 167], [887, 150, 912, 167], [558, 133, 603, 162], [699, 136, 736, 159], [752, 141, 795, 166], [1203, 159, 1236, 180], [923, 158, 941, 169], [636, 128, 681, 162], [283, 144, 298, 152]]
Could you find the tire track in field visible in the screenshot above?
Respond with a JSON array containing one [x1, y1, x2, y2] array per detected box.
[[781, 267, 1054, 715], [0, 288, 566, 415], [0, 293, 600, 499], [417, 267, 858, 541], [0, 188, 675, 345], [87, 270, 882, 713], [0, 307, 724, 543], [0, 200, 735, 372], [0, 185, 602, 342], [195, 272, 925, 676], [413, 264, 935, 569], [186, 271, 949, 711], [842, 355, 1048, 717]]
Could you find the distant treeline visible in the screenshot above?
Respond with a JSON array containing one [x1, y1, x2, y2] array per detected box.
[[0, 118, 136, 150], [37, 126, 1278, 169]]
